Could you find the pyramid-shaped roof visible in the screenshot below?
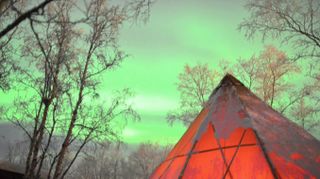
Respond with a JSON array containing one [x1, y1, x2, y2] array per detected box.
[[151, 74, 320, 178]]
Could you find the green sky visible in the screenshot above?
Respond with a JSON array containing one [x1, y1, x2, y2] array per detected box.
[[0, 0, 297, 145], [101, 0, 288, 145]]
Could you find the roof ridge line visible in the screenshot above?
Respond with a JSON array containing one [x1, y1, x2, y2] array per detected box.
[[231, 84, 279, 178], [208, 74, 245, 102], [253, 130, 279, 178]]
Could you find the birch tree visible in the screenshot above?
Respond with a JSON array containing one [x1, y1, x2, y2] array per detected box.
[[4, 0, 153, 178], [239, 0, 320, 59], [238, 45, 300, 108], [167, 64, 219, 125]]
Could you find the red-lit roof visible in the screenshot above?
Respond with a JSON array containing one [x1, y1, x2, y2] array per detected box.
[[151, 74, 320, 179]]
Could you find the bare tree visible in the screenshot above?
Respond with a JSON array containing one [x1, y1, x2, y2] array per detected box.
[[307, 64, 320, 105], [234, 46, 320, 137], [239, 0, 320, 138], [3, 0, 153, 178], [0, 0, 56, 39], [290, 94, 317, 130], [239, 0, 320, 59], [0, 46, 13, 91], [7, 140, 29, 166], [167, 47, 302, 127], [237, 45, 300, 108], [70, 142, 127, 179], [234, 56, 259, 90], [70, 142, 171, 179], [167, 64, 219, 125], [289, 64, 320, 133], [126, 142, 171, 179], [0, 0, 58, 90], [0, 0, 21, 91]]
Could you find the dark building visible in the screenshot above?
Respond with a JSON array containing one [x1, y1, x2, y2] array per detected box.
[[0, 161, 24, 179]]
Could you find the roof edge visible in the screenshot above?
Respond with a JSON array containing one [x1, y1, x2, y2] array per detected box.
[[208, 73, 245, 103]]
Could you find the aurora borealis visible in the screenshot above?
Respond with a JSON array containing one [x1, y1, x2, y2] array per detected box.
[[101, 0, 289, 144], [0, 0, 296, 145]]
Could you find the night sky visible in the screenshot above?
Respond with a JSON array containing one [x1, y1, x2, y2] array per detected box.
[[104, 0, 290, 144], [0, 0, 296, 145]]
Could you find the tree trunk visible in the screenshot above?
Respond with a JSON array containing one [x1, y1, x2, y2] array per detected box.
[[25, 101, 51, 179], [52, 48, 91, 178], [52, 107, 78, 178]]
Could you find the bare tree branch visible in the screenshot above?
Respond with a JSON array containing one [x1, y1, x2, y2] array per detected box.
[[0, 0, 55, 38]]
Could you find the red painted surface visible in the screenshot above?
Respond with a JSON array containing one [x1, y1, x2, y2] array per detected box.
[[160, 156, 187, 179], [269, 152, 315, 178], [290, 153, 304, 160], [193, 123, 218, 153], [166, 108, 209, 159], [150, 74, 320, 179]]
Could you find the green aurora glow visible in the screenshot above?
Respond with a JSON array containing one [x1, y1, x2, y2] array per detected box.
[[0, 0, 300, 145]]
